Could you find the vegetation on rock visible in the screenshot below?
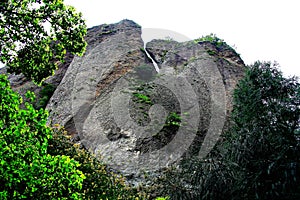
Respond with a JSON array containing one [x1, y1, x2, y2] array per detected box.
[[194, 33, 233, 50], [49, 125, 148, 199], [34, 82, 55, 109]]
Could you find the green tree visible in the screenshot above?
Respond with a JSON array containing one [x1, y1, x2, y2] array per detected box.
[[225, 61, 300, 199], [0, 0, 86, 84], [0, 75, 85, 199], [0, 0, 88, 199]]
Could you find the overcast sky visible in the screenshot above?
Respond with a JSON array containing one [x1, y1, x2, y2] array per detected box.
[[2, 0, 298, 77], [62, 0, 299, 77]]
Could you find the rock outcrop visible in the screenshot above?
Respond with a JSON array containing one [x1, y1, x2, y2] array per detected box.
[[46, 19, 245, 184]]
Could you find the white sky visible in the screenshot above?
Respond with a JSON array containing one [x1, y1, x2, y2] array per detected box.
[[1, 0, 299, 78], [63, 0, 299, 78]]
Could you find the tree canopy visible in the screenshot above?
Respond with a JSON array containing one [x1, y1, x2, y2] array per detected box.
[[225, 61, 300, 199], [0, 0, 87, 84]]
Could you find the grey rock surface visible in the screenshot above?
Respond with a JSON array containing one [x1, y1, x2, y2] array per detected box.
[[46, 19, 245, 184], [47, 19, 146, 132]]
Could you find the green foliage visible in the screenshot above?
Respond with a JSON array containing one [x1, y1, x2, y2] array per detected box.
[[155, 197, 170, 200], [223, 61, 300, 199], [164, 112, 181, 127], [0, 0, 87, 84], [0, 75, 85, 199], [154, 61, 300, 199], [194, 33, 226, 48], [206, 49, 216, 56], [35, 82, 55, 109], [48, 125, 148, 200], [0, 75, 148, 199], [194, 33, 236, 53], [133, 92, 153, 105]]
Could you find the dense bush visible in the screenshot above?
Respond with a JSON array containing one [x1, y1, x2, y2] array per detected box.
[[0, 75, 85, 199], [194, 33, 235, 50]]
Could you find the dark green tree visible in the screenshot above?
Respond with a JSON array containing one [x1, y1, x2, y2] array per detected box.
[[225, 61, 300, 199], [0, 0, 87, 84]]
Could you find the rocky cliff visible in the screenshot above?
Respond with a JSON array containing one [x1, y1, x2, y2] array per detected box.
[[2, 19, 245, 184], [46, 19, 245, 183]]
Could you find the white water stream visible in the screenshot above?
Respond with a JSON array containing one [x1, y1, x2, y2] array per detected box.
[[143, 41, 160, 73]]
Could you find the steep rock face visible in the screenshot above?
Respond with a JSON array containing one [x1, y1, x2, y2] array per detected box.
[[146, 39, 245, 123], [144, 39, 245, 159], [47, 19, 147, 134], [46, 19, 245, 183]]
